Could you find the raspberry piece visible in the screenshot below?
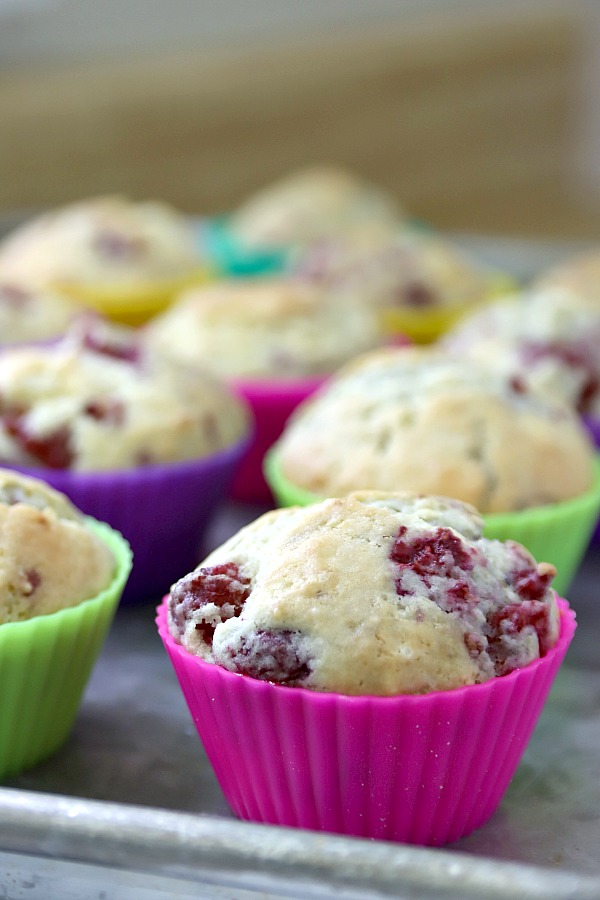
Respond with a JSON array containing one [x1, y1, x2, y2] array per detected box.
[[22, 568, 41, 596], [0, 284, 31, 307], [169, 562, 251, 646], [83, 397, 126, 425], [488, 599, 553, 669], [403, 281, 435, 307], [521, 340, 599, 411], [225, 629, 311, 685], [391, 527, 474, 590], [512, 566, 555, 603], [81, 328, 140, 364], [3, 408, 73, 469], [93, 230, 146, 261], [508, 375, 527, 394], [445, 579, 478, 611]]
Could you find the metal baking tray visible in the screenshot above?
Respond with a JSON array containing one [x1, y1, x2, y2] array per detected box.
[[0, 236, 599, 899]]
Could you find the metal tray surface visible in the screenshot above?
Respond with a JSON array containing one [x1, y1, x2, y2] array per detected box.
[[1, 501, 599, 899], [0, 235, 599, 898]]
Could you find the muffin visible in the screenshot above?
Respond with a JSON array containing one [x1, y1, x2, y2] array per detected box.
[[267, 347, 600, 592], [0, 317, 250, 600], [0, 279, 82, 346], [0, 468, 131, 778], [201, 166, 404, 279], [145, 277, 384, 502], [0, 196, 209, 324], [290, 228, 512, 342], [0, 468, 116, 622], [441, 287, 600, 417], [0, 316, 248, 471], [534, 247, 600, 309], [227, 165, 403, 251], [158, 491, 575, 844], [145, 276, 383, 380]]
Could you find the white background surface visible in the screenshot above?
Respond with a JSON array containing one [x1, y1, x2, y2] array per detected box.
[[0, 0, 573, 69]]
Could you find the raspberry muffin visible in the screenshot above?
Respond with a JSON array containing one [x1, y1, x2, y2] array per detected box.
[[168, 493, 559, 694], [145, 276, 383, 380], [441, 287, 600, 417], [0, 279, 81, 346], [534, 247, 600, 308], [0, 468, 131, 777], [145, 275, 385, 502], [0, 317, 250, 601], [227, 165, 403, 251], [0, 468, 117, 622], [158, 492, 575, 844], [0, 196, 208, 324], [273, 347, 593, 510], [290, 228, 510, 342], [0, 316, 248, 471], [267, 347, 600, 593]]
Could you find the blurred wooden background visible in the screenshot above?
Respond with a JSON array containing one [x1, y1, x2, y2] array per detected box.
[[0, 1, 599, 238]]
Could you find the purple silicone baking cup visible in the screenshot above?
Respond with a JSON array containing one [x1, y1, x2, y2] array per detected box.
[[6, 436, 249, 604], [583, 416, 600, 541], [156, 597, 575, 846], [583, 415, 600, 448]]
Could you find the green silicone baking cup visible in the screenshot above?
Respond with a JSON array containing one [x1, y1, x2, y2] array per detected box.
[[264, 449, 600, 596], [0, 519, 132, 780]]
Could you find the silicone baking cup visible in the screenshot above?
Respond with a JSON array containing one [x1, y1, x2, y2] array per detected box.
[[0, 519, 131, 780], [157, 596, 575, 846], [6, 435, 249, 604], [53, 268, 213, 326], [197, 216, 290, 278], [379, 273, 518, 344], [229, 377, 324, 504], [583, 415, 600, 449], [263, 450, 600, 597]]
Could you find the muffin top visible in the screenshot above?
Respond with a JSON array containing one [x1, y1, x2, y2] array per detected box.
[[274, 346, 594, 512], [441, 288, 600, 415], [145, 276, 383, 379], [0, 317, 249, 471], [227, 165, 403, 250], [534, 248, 600, 309], [0, 279, 81, 344], [0, 196, 200, 288], [0, 468, 115, 623], [291, 228, 498, 313], [168, 492, 559, 695]]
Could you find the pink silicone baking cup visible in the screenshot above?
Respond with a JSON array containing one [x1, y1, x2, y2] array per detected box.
[[229, 377, 324, 504], [156, 596, 575, 846], [5, 435, 249, 605]]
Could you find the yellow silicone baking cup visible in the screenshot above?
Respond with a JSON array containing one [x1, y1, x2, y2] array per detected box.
[[380, 273, 518, 344], [264, 448, 600, 597], [53, 267, 214, 326]]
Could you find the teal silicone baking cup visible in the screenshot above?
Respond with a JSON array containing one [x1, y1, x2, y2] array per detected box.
[[0, 519, 132, 780], [197, 216, 290, 277], [264, 449, 600, 596]]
